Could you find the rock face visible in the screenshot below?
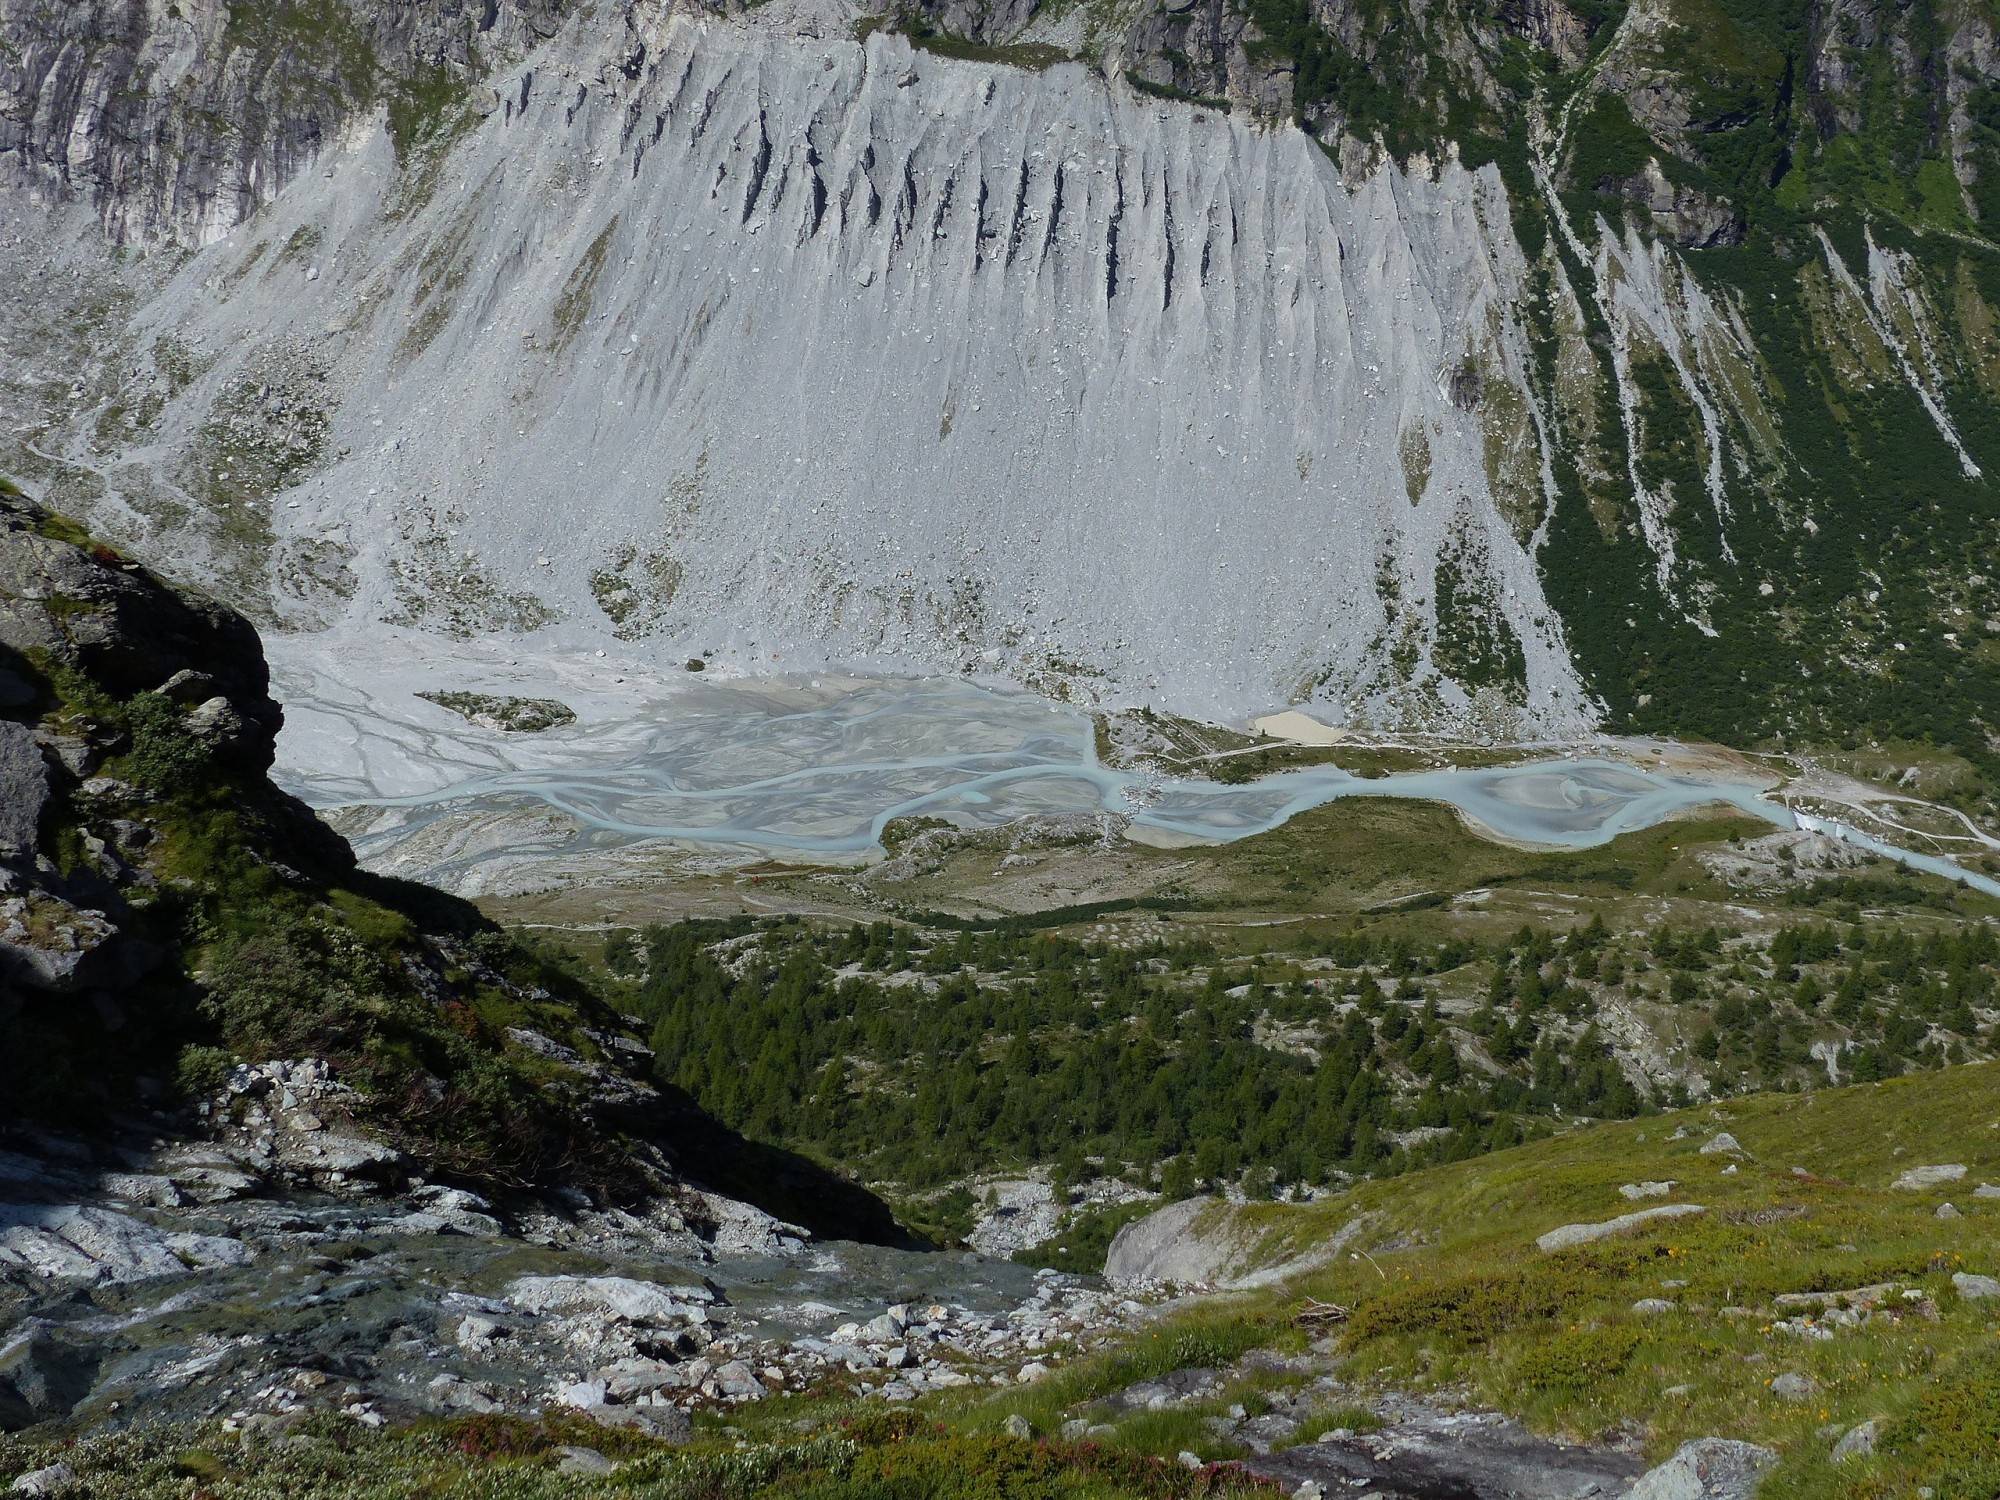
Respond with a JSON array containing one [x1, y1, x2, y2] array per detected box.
[[0, 488, 297, 1003], [0, 0, 570, 246], [1104, 1197, 1362, 1289], [1104, 1199, 1224, 1287], [0, 494, 282, 759], [23, 4, 1594, 739]]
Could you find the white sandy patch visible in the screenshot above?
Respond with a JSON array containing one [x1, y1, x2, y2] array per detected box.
[[1251, 711, 1351, 746]]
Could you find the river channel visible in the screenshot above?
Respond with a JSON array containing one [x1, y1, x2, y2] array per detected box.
[[276, 671, 2000, 900]]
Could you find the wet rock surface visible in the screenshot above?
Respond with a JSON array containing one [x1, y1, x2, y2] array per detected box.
[[1249, 1401, 1650, 1498], [0, 1121, 1167, 1440]]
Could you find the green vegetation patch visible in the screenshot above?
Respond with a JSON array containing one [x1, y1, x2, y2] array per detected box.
[[0, 1409, 1280, 1499], [1014, 1198, 1158, 1272], [881, 12, 1074, 70], [417, 691, 577, 733]]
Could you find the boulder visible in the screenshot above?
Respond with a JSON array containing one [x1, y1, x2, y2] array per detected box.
[[553, 1379, 608, 1409], [711, 1360, 765, 1400], [1619, 1181, 1674, 1200], [456, 1316, 502, 1352], [1770, 1372, 1815, 1401], [1953, 1271, 2000, 1300], [182, 696, 259, 759], [507, 1274, 713, 1325], [577, 1403, 692, 1442], [1536, 1204, 1705, 1253], [598, 1357, 684, 1400], [1697, 1133, 1742, 1156], [1891, 1164, 1966, 1190], [0, 892, 135, 994], [8, 1463, 73, 1496], [1831, 1420, 1878, 1462], [1627, 1439, 1776, 1500], [0, 719, 49, 863]]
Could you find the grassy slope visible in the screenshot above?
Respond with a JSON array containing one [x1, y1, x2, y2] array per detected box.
[[958, 1062, 2000, 1496]]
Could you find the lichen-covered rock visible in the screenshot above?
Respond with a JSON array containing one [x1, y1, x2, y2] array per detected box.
[[1626, 1438, 1776, 1500]]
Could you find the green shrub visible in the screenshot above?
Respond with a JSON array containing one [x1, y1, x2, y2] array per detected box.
[[1513, 1323, 1643, 1391], [1015, 1199, 1158, 1273], [199, 915, 391, 1062], [1877, 1341, 2000, 1496], [124, 691, 211, 789], [173, 1045, 232, 1099], [1346, 1263, 1598, 1344]]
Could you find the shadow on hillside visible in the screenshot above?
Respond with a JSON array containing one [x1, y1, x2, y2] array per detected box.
[[648, 1083, 930, 1250], [343, 869, 927, 1250]]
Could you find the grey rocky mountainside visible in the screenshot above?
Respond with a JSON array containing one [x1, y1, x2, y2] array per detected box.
[[3, 0, 1997, 768], [0, 480, 900, 1238], [0, 0, 571, 245]]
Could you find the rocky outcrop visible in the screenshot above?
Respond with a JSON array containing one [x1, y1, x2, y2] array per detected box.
[[0, 485, 304, 1007], [0, 1203, 249, 1285], [1534, 1203, 1704, 1252], [1104, 1197, 1365, 1289], [1604, 160, 1743, 249], [0, 488, 901, 1252], [0, 498, 281, 758], [1627, 1438, 1777, 1500]]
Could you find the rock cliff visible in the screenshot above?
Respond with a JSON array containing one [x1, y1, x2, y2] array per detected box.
[[0, 482, 901, 1244], [0, 0, 570, 245]]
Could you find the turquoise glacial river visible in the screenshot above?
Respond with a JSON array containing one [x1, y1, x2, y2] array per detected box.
[[331, 676, 2000, 898]]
